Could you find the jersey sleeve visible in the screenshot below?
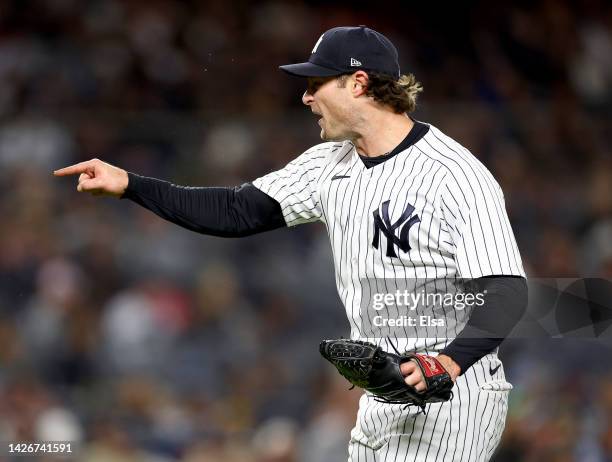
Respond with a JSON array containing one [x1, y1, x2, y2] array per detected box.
[[252, 146, 327, 227], [439, 171, 525, 278]]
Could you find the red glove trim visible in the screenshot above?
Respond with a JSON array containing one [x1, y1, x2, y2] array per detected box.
[[413, 354, 446, 378]]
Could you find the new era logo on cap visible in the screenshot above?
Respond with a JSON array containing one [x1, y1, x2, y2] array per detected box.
[[279, 26, 400, 79]]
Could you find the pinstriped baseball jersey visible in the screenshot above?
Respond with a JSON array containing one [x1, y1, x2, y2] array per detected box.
[[253, 122, 524, 354]]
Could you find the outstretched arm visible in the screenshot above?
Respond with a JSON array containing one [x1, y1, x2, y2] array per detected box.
[[54, 159, 286, 237], [54, 158, 129, 197]]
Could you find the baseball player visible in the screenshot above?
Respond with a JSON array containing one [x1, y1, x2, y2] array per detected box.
[[55, 26, 527, 461]]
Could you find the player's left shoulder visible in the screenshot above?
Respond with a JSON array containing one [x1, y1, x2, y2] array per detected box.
[[419, 123, 503, 190]]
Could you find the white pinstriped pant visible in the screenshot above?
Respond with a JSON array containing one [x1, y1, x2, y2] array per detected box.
[[347, 354, 511, 462]]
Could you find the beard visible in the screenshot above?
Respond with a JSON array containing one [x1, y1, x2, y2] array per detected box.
[[319, 118, 351, 142], [320, 128, 342, 141]]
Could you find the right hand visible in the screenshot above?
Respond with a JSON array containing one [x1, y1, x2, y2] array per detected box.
[[53, 158, 129, 198]]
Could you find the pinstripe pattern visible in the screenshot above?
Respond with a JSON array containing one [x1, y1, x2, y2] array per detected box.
[[346, 354, 511, 461], [253, 123, 523, 461]]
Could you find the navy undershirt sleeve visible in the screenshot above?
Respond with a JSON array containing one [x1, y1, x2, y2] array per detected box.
[[121, 172, 286, 237], [440, 276, 528, 374]]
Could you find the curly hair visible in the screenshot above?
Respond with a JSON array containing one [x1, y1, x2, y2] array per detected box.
[[338, 72, 423, 114]]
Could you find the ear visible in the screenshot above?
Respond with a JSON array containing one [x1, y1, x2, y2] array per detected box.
[[351, 71, 369, 97]]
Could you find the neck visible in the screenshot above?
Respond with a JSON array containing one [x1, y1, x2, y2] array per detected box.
[[352, 112, 414, 157]]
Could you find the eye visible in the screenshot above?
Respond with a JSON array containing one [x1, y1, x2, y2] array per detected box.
[[307, 77, 327, 95]]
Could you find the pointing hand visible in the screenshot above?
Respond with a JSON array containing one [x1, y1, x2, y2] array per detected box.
[[53, 158, 129, 198]]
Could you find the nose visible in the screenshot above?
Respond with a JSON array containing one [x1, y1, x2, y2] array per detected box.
[[302, 90, 314, 106]]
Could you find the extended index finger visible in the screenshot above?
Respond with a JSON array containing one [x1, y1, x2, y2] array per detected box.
[[53, 160, 95, 177]]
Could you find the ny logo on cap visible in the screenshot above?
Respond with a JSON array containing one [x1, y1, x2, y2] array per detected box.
[[312, 34, 324, 53], [350, 58, 362, 67]]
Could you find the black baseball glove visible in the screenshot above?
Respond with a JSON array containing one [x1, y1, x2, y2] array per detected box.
[[319, 339, 454, 412]]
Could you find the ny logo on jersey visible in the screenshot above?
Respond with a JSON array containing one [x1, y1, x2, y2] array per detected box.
[[372, 200, 420, 258]]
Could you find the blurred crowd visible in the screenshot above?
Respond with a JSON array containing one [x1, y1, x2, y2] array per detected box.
[[0, 0, 611, 461]]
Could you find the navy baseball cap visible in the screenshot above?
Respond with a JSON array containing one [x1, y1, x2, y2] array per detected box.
[[279, 26, 400, 79]]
